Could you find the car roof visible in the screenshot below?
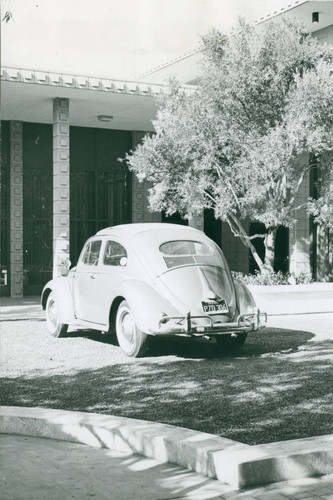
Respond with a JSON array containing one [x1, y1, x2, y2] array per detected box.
[[96, 223, 203, 238], [95, 223, 223, 278]]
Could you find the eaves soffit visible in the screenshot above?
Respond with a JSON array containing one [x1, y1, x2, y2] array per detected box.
[[1, 67, 197, 97]]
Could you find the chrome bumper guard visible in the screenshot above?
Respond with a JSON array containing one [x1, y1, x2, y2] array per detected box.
[[157, 310, 267, 336]]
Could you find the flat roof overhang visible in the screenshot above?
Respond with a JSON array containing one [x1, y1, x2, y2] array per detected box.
[[1, 67, 192, 132]]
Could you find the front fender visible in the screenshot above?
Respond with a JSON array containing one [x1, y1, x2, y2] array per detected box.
[[233, 279, 257, 314], [41, 277, 75, 325], [115, 280, 179, 334]]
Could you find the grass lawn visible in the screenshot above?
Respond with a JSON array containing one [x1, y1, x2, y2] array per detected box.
[[1, 316, 332, 445]]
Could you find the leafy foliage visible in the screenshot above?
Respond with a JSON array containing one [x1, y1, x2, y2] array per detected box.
[[232, 270, 313, 286], [126, 20, 333, 271]]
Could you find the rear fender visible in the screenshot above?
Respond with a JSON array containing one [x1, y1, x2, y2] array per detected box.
[[41, 278, 75, 325], [233, 279, 257, 315], [115, 280, 179, 334]]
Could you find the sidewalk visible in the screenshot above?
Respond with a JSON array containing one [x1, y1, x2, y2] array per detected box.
[[2, 434, 333, 499], [0, 296, 43, 321]]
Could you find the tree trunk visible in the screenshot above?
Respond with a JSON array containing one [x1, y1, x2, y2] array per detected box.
[[250, 243, 266, 273], [227, 215, 266, 273], [263, 228, 277, 272]]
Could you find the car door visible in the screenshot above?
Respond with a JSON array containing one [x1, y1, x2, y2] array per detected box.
[[92, 239, 129, 325], [73, 238, 103, 324]]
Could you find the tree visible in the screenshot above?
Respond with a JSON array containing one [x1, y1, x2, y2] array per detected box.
[[126, 20, 333, 273]]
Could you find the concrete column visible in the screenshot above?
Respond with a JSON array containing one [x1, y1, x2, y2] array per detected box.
[[131, 131, 161, 223], [10, 121, 23, 297], [53, 98, 70, 278], [188, 212, 204, 232], [289, 156, 311, 275]]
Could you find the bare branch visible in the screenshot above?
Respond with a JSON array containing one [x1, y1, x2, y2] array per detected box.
[[202, 189, 217, 204], [239, 233, 266, 240]]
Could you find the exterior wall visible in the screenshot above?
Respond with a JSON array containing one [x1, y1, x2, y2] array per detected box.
[[131, 131, 161, 224], [313, 25, 333, 45], [9, 121, 24, 297]]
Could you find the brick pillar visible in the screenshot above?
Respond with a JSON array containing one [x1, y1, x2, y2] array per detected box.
[[289, 155, 311, 275], [53, 98, 70, 278], [317, 227, 333, 281], [10, 121, 23, 297], [188, 212, 204, 232], [131, 131, 161, 223]]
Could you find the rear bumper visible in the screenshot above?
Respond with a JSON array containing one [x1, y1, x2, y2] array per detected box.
[[153, 309, 267, 337]]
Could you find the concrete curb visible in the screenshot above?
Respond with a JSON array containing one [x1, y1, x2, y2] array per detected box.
[[248, 283, 333, 315], [1, 406, 332, 489]]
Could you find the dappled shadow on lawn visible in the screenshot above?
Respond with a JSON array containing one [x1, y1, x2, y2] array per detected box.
[[2, 325, 332, 446]]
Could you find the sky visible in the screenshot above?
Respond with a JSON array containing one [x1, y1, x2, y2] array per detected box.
[[1, 0, 294, 80]]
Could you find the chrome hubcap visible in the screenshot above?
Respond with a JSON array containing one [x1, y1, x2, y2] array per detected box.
[[120, 311, 135, 344], [48, 300, 57, 328]]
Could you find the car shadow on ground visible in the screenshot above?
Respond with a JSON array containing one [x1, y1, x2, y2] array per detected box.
[[65, 327, 315, 359], [66, 329, 118, 345]]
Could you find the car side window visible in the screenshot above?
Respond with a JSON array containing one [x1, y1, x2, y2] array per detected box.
[[82, 240, 102, 266], [104, 241, 127, 266]]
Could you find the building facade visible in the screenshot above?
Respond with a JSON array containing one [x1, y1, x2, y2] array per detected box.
[[1, 0, 333, 297]]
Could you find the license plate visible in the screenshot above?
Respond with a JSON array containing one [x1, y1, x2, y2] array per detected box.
[[202, 300, 228, 314]]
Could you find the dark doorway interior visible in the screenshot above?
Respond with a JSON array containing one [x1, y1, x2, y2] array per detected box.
[[23, 123, 53, 295], [204, 208, 222, 247], [70, 127, 132, 266], [162, 212, 188, 225]]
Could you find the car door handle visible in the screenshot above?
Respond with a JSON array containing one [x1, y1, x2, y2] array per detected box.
[[90, 275, 96, 279]]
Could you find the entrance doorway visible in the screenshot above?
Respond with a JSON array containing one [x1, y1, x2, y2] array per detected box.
[[70, 127, 132, 266]]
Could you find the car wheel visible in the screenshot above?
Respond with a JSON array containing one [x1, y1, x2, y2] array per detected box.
[[46, 292, 68, 338], [215, 333, 247, 353], [116, 300, 149, 357]]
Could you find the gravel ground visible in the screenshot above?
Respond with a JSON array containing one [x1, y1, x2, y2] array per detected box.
[[1, 303, 332, 445]]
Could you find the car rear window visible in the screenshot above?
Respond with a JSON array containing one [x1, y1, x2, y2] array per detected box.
[[159, 240, 220, 269]]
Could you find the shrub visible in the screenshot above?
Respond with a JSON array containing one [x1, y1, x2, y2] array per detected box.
[[232, 270, 313, 286]]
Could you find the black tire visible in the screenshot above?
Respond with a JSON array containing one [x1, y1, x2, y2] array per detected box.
[[116, 300, 149, 357], [46, 292, 68, 338], [215, 333, 247, 353]]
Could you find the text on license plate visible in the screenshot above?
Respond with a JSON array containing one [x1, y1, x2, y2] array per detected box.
[[202, 300, 228, 313]]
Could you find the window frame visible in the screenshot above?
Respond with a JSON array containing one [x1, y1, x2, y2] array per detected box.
[[103, 240, 128, 267], [80, 239, 102, 267]]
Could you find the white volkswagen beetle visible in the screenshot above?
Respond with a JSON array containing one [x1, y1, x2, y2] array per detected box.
[[42, 223, 266, 357]]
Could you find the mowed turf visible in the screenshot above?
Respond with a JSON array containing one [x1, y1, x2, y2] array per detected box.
[[1, 314, 332, 445]]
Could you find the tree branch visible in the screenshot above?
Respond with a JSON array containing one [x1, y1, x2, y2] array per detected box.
[[237, 233, 266, 240]]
